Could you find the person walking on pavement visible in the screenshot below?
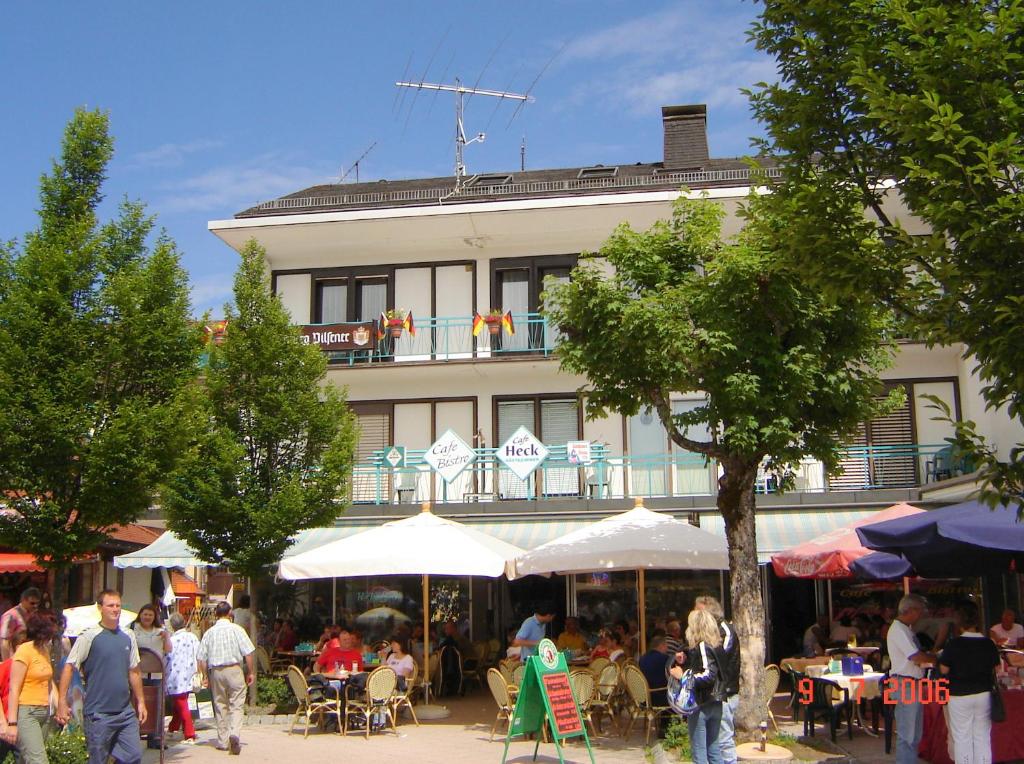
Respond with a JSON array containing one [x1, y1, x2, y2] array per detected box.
[[696, 596, 740, 764], [0, 588, 41, 661], [164, 614, 201, 745], [56, 589, 147, 764], [199, 601, 255, 755], [888, 594, 936, 764]]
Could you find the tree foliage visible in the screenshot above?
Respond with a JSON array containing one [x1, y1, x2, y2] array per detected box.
[[162, 239, 358, 578], [0, 109, 201, 605], [749, 0, 1024, 506], [546, 191, 895, 731]]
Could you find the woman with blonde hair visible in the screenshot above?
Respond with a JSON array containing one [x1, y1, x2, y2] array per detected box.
[[670, 609, 726, 764]]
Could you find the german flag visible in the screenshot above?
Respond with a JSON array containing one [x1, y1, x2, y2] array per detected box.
[[501, 311, 515, 335], [472, 313, 485, 337], [378, 313, 388, 341], [403, 311, 416, 337]]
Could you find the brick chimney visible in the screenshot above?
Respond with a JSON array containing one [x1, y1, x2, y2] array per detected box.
[[662, 104, 709, 169]]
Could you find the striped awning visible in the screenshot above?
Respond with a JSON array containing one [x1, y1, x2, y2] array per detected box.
[[113, 532, 213, 568], [700, 508, 889, 563]]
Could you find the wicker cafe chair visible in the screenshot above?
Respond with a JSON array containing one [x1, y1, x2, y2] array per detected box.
[[511, 662, 527, 687], [588, 657, 611, 676], [621, 664, 674, 746], [762, 664, 781, 732], [498, 658, 519, 685], [569, 670, 598, 736], [588, 662, 621, 734], [255, 646, 288, 678], [343, 666, 399, 739], [391, 661, 420, 726], [286, 666, 341, 738], [487, 668, 516, 742]]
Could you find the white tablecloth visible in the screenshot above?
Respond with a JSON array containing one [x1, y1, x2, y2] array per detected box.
[[822, 671, 886, 700]]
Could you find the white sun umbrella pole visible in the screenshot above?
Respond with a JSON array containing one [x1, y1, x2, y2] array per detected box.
[[507, 497, 729, 654], [279, 501, 524, 718]]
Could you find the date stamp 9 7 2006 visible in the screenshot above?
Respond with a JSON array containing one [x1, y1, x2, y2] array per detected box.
[[797, 677, 949, 705]]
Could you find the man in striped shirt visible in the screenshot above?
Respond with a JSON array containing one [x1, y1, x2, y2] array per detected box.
[[199, 602, 255, 755]]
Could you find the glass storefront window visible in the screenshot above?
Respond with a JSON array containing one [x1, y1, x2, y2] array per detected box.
[[644, 570, 724, 631], [830, 577, 983, 648], [575, 571, 637, 639]]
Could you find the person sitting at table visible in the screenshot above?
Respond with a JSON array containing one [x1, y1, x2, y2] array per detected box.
[[277, 619, 298, 652], [802, 614, 829, 657], [315, 624, 338, 652], [316, 629, 363, 674], [990, 609, 1024, 649], [384, 635, 415, 691], [940, 601, 1000, 764], [638, 636, 672, 706], [607, 631, 626, 662], [830, 614, 858, 645], [555, 617, 587, 654], [589, 629, 613, 660], [665, 619, 685, 654]]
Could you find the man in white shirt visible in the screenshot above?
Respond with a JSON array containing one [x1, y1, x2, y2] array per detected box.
[[887, 594, 936, 764], [990, 609, 1024, 648], [199, 602, 255, 755]]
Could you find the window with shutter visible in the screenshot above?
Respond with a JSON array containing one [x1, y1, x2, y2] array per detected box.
[[351, 404, 392, 502], [831, 387, 915, 490], [541, 399, 580, 496]]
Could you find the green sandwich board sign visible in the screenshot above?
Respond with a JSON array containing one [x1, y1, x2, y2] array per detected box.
[[501, 638, 595, 764]]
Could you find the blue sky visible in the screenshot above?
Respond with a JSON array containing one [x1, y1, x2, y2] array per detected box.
[[0, 1, 772, 316]]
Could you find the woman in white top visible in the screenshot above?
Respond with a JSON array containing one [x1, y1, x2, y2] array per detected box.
[[607, 632, 626, 663], [164, 614, 201, 743], [384, 636, 415, 691], [131, 604, 172, 657]]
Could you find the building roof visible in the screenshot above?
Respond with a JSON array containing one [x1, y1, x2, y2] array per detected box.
[[235, 157, 779, 219], [105, 524, 164, 547]]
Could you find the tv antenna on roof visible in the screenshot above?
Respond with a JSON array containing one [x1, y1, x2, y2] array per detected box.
[[395, 78, 532, 189], [340, 141, 377, 183]]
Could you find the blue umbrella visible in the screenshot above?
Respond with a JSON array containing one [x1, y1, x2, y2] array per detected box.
[[848, 551, 912, 580], [855, 499, 1024, 577]]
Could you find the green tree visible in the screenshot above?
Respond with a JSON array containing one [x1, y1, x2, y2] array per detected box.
[[163, 239, 357, 584], [0, 109, 201, 609], [546, 192, 895, 732], [749, 0, 1024, 507]]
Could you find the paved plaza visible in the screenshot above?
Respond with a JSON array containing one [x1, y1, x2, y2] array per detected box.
[[135, 689, 916, 764]]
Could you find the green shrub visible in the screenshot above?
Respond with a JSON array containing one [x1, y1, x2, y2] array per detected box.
[[256, 675, 293, 707], [663, 717, 691, 760], [46, 729, 89, 764]]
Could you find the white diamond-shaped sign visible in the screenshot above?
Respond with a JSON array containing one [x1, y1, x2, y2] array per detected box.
[[424, 430, 476, 483], [497, 426, 549, 480], [384, 446, 405, 468]]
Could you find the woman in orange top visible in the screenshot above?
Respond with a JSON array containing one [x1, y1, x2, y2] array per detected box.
[[5, 613, 57, 764]]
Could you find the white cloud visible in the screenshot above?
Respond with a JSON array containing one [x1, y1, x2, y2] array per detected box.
[[189, 272, 235, 316], [557, 3, 776, 123], [127, 139, 224, 170], [155, 153, 334, 215]]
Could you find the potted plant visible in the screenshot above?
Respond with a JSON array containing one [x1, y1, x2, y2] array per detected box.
[[384, 309, 407, 339], [484, 309, 504, 336]]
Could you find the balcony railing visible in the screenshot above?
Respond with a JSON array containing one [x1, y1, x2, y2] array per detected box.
[[307, 313, 557, 366], [350, 442, 953, 505]]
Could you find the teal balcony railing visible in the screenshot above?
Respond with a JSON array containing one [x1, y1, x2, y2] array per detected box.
[[306, 313, 557, 366], [350, 442, 953, 505]]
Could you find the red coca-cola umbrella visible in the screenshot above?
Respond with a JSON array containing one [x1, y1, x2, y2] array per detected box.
[[771, 502, 924, 579]]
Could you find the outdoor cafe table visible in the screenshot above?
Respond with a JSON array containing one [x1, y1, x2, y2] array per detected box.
[[815, 670, 886, 737], [278, 650, 320, 669], [919, 689, 1024, 764]]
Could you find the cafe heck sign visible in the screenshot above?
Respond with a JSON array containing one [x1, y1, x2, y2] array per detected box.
[[300, 322, 376, 351], [496, 426, 549, 480], [424, 429, 476, 483]]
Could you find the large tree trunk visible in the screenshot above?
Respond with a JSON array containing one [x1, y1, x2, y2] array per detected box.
[[50, 566, 68, 614], [718, 459, 766, 737]]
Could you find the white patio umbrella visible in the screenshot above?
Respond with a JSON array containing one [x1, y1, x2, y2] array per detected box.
[[278, 502, 524, 718], [506, 498, 729, 653], [63, 605, 137, 637]]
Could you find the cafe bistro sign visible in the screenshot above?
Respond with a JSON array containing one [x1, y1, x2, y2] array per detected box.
[[300, 322, 375, 351], [424, 429, 477, 483]]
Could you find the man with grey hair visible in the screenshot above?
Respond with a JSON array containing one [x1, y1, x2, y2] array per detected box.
[[696, 596, 739, 764], [887, 594, 936, 764]]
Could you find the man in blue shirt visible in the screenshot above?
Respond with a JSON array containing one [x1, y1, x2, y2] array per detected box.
[[513, 606, 555, 659]]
